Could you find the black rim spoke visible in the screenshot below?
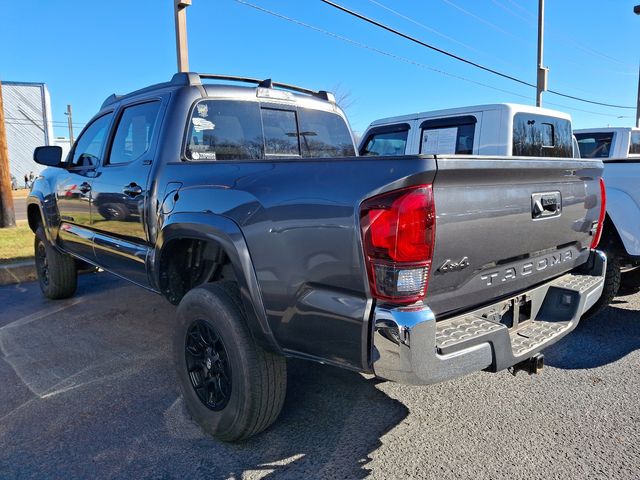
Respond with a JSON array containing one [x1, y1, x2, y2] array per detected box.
[[185, 320, 232, 411], [37, 242, 49, 286]]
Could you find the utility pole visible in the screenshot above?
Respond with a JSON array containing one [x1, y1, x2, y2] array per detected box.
[[0, 81, 16, 228], [174, 0, 192, 72], [634, 5, 640, 127], [536, 0, 548, 107], [65, 104, 74, 145]]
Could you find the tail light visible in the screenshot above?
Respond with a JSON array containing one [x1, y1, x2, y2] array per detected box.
[[590, 178, 606, 249], [360, 185, 436, 304]]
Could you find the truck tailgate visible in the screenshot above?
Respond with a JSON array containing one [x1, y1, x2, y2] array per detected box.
[[427, 156, 603, 317]]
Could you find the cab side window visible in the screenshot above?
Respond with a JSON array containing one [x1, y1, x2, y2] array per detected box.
[[108, 102, 161, 165], [420, 116, 476, 155], [360, 124, 409, 156], [70, 113, 113, 168], [629, 131, 640, 156]]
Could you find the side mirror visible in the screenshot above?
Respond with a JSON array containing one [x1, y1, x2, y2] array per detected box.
[[33, 146, 64, 167]]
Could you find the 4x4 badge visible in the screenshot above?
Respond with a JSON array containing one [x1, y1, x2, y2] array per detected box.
[[439, 257, 470, 273]]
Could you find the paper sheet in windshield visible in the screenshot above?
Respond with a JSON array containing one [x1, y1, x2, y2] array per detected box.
[[422, 127, 457, 155]]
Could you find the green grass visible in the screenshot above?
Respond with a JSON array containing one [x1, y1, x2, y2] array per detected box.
[[0, 222, 34, 264]]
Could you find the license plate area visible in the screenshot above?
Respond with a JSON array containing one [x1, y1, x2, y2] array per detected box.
[[482, 295, 532, 329]]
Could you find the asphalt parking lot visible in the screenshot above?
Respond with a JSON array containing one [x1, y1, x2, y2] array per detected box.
[[0, 273, 638, 479]]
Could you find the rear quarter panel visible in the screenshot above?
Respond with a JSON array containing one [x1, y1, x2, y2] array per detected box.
[[158, 156, 437, 370]]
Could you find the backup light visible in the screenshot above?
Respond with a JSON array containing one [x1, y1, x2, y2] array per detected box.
[[360, 185, 436, 304]]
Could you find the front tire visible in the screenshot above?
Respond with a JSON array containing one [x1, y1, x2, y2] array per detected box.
[[174, 283, 286, 441], [34, 226, 78, 299]]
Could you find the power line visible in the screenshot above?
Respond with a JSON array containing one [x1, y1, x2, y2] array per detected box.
[[366, 0, 526, 73], [320, 0, 635, 110], [439, 0, 529, 44], [231, 0, 631, 120], [367, 0, 616, 99], [5, 121, 85, 128], [321, 0, 536, 88], [4, 116, 86, 127], [501, 0, 635, 70], [365, 0, 479, 56], [232, 0, 533, 96], [491, 0, 534, 25]]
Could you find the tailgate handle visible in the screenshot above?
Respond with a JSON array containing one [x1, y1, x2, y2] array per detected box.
[[532, 192, 561, 219]]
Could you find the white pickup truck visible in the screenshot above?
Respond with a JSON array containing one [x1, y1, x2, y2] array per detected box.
[[359, 103, 574, 158], [574, 128, 640, 309]]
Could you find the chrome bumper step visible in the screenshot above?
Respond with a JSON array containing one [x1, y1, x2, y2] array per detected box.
[[435, 269, 606, 362], [372, 250, 606, 385]]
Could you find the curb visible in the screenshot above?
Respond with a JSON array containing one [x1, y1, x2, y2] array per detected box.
[[0, 260, 37, 286]]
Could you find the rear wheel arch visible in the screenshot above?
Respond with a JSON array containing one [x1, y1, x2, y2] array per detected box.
[[155, 215, 281, 354]]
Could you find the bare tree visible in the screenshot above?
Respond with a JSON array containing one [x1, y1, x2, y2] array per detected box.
[[331, 83, 356, 112]]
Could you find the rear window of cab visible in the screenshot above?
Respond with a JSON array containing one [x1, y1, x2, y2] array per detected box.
[[512, 113, 572, 157], [575, 132, 614, 158], [185, 100, 355, 161]]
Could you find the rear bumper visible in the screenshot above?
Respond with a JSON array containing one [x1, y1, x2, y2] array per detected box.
[[371, 249, 606, 385]]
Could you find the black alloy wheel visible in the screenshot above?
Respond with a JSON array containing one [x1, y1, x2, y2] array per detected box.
[[33, 226, 78, 299], [36, 240, 49, 287], [185, 320, 232, 411]]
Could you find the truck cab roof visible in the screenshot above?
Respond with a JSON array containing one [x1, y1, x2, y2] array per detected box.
[[368, 103, 571, 127]]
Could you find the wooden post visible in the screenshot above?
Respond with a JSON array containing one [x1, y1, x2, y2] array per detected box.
[[175, 0, 192, 72], [0, 81, 16, 228]]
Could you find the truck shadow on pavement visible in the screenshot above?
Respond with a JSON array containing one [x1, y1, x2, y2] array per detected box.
[[0, 274, 408, 479], [180, 361, 409, 479], [543, 301, 640, 370]]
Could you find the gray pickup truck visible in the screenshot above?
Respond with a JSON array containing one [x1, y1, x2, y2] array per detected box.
[[28, 73, 606, 441]]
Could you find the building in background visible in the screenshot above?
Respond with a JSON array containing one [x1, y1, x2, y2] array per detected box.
[[2, 81, 54, 182], [54, 136, 72, 161]]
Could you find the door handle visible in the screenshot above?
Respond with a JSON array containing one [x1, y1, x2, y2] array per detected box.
[[123, 183, 143, 197], [79, 182, 91, 193]]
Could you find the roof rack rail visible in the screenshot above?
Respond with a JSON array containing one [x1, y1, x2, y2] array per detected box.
[[196, 73, 336, 103], [101, 72, 336, 110]]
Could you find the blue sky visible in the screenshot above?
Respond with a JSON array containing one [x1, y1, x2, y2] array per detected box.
[[1, 0, 638, 138]]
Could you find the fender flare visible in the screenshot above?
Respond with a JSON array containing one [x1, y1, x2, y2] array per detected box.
[[26, 193, 55, 243], [605, 187, 640, 256], [154, 211, 281, 354]]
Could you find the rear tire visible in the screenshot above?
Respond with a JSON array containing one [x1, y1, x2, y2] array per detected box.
[[582, 250, 620, 319], [174, 283, 286, 441], [34, 226, 78, 299]]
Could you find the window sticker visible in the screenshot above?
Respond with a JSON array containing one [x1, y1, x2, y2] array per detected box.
[[422, 127, 457, 154], [197, 103, 209, 118], [192, 117, 215, 132]]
